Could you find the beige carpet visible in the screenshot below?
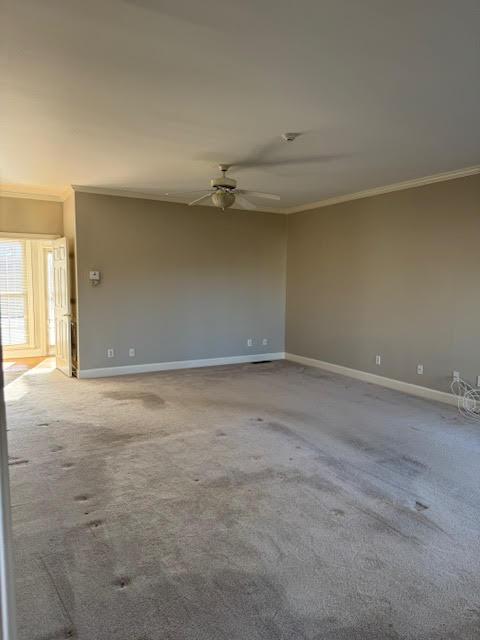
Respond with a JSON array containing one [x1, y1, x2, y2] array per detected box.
[[5, 360, 480, 639]]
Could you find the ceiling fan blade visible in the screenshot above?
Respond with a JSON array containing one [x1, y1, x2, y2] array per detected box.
[[238, 190, 280, 200], [235, 195, 257, 210], [164, 189, 211, 196], [188, 193, 213, 206], [238, 155, 342, 170], [230, 138, 287, 171]]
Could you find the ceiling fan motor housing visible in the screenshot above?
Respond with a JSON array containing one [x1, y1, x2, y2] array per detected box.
[[210, 175, 237, 189]]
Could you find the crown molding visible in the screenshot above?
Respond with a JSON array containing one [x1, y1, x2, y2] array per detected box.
[[0, 184, 71, 202], [283, 164, 480, 214], [73, 164, 480, 214], [72, 185, 283, 213], [5, 164, 478, 211], [0, 190, 63, 202], [72, 184, 173, 201]]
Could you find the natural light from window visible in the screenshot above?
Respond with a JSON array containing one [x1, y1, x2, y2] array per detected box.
[[0, 239, 30, 347]]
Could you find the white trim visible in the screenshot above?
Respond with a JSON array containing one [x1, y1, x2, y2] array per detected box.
[[283, 165, 480, 214], [0, 239, 35, 356], [37, 242, 56, 356], [78, 352, 285, 379], [285, 353, 458, 407], [0, 238, 54, 359]]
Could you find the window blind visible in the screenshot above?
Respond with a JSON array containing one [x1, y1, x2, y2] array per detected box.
[[0, 240, 30, 347]]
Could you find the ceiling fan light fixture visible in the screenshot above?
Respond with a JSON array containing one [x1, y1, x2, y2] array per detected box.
[[169, 162, 280, 210], [212, 190, 235, 210]]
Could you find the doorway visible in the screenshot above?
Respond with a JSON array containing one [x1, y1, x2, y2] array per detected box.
[[0, 236, 72, 379]]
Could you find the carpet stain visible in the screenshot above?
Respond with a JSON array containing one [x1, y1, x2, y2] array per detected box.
[[300, 367, 333, 380], [415, 500, 429, 511], [264, 421, 296, 437], [263, 421, 327, 458], [148, 568, 315, 639], [377, 455, 428, 478], [113, 576, 131, 589], [362, 555, 386, 570], [103, 390, 165, 409], [205, 468, 277, 489], [205, 467, 338, 496], [8, 456, 29, 466], [35, 628, 77, 640], [95, 428, 146, 446]]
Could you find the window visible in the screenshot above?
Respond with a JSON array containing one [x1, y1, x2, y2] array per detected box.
[[0, 239, 33, 348]]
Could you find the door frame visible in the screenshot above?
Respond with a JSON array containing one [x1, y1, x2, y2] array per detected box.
[[53, 237, 73, 377], [0, 233, 58, 359], [37, 243, 56, 357]]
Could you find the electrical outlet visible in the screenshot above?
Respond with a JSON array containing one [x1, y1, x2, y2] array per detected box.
[[417, 364, 423, 375], [247, 338, 253, 347], [107, 348, 114, 358], [477, 375, 480, 388], [375, 355, 381, 366], [453, 371, 460, 381], [129, 348, 135, 357], [262, 338, 268, 346]]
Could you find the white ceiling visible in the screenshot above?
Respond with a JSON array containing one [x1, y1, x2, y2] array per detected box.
[[1, 0, 479, 210]]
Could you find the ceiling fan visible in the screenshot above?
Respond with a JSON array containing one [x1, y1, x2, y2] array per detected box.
[[165, 164, 281, 210], [195, 132, 344, 174]]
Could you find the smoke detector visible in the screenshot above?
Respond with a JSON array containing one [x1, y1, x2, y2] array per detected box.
[[281, 132, 301, 142]]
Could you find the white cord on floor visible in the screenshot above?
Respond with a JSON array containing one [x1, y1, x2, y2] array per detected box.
[[450, 377, 480, 422]]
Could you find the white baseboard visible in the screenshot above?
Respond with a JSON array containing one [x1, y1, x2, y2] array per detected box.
[[285, 353, 458, 407], [78, 352, 285, 379], [78, 351, 458, 408]]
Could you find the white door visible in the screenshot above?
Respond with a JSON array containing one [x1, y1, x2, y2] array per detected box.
[[53, 238, 72, 376]]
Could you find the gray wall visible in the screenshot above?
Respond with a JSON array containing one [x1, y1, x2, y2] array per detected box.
[[0, 197, 63, 235], [286, 173, 480, 393], [75, 192, 287, 371]]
